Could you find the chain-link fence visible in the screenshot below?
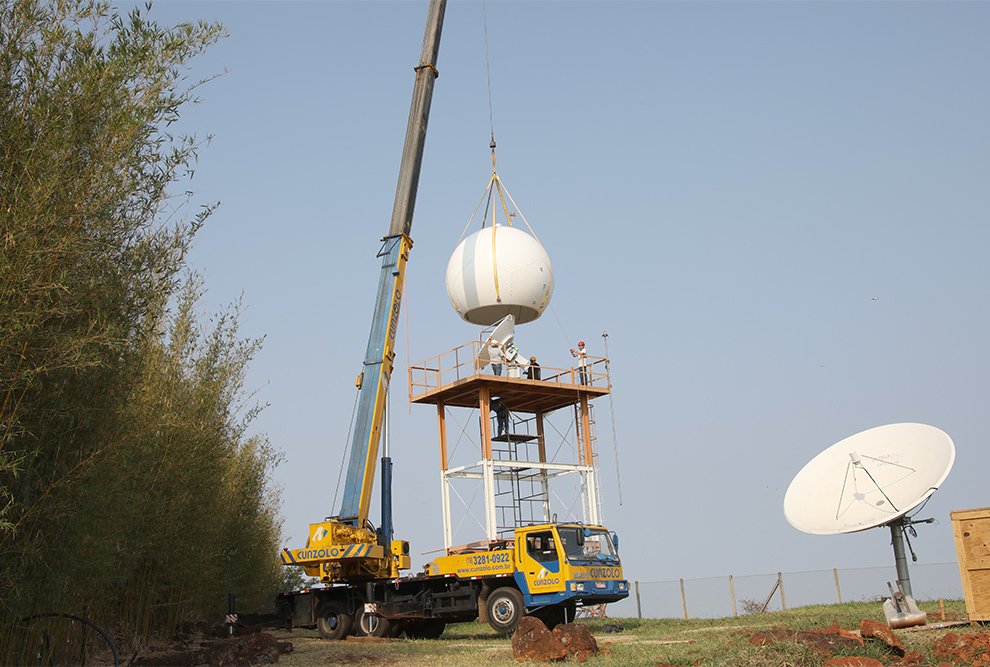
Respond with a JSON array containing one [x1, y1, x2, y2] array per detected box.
[[606, 562, 963, 620]]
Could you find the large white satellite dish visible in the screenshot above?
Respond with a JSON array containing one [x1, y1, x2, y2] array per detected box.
[[783, 422, 954, 617], [784, 423, 955, 535]]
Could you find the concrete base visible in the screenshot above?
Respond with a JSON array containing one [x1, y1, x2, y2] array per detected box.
[[883, 596, 927, 629]]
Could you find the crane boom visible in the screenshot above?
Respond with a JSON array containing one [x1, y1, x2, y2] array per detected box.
[[338, 0, 445, 530], [389, 0, 445, 238], [337, 234, 410, 526], [283, 0, 445, 583]]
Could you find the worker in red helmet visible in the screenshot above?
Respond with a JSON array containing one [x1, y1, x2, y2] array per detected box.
[[569, 341, 588, 385]]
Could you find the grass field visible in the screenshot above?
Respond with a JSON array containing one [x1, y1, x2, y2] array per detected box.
[[274, 598, 980, 666]]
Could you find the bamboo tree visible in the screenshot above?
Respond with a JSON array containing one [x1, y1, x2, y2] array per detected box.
[[0, 0, 284, 651], [0, 0, 223, 558]]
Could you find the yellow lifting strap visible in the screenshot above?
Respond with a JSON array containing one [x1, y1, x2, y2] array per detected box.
[[453, 142, 554, 306], [490, 146, 503, 301]]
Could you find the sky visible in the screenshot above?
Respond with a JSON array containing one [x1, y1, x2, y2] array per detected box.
[[124, 0, 989, 614]]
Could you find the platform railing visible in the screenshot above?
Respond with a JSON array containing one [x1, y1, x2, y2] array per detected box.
[[407, 340, 608, 400]]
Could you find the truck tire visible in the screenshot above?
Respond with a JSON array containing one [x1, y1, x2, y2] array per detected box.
[[486, 587, 525, 634], [316, 601, 352, 640], [404, 619, 446, 639], [354, 606, 392, 638], [530, 604, 564, 630]]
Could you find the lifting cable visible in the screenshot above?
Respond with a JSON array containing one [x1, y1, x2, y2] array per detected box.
[[331, 388, 362, 515], [601, 331, 623, 506], [457, 143, 554, 307], [483, 0, 501, 302], [404, 280, 411, 415], [483, 0, 496, 154], [447, 1, 554, 305]]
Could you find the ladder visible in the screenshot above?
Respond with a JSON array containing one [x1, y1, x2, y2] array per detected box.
[[575, 402, 604, 525], [490, 414, 548, 538]]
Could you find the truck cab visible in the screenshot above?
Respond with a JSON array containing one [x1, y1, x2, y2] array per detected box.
[[515, 523, 628, 608]]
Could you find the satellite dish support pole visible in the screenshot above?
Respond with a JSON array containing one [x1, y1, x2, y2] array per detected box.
[[889, 518, 914, 599]]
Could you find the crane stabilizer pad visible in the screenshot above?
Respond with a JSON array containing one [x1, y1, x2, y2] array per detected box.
[[280, 543, 385, 566]]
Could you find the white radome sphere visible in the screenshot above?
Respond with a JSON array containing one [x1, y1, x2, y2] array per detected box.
[[446, 225, 553, 325]]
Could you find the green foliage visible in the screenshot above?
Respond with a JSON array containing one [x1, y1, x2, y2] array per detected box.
[[0, 0, 284, 653], [1, 0, 218, 547], [278, 562, 321, 595]]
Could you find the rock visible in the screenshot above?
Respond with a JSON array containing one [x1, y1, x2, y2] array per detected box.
[[933, 632, 961, 654], [931, 631, 990, 665], [512, 616, 568, 662], [821, 621, 864, 645], [552, 623, 599, 662], [860, 619, 905, 656], [601, 623, 624, 633]]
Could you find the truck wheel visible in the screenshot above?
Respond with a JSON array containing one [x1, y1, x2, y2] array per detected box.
[[486, 587, 524, 634], [316, 601, 352, 640], [419, 619, 446, 639], [404, 619, 446, 639], [354, 607, 392, 638], [530, 604, 565, 630]]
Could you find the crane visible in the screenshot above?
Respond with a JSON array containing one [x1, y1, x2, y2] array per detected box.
[[280, 0, 445, 584]]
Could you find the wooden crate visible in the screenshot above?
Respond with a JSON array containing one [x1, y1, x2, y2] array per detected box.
[[951, 507, 990, 621]]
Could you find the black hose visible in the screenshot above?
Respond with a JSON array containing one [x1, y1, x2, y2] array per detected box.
[[19, 613, 119, 667]]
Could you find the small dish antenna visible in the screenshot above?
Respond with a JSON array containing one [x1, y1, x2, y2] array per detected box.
[[783, 423, 954, 621], [475, 314, 515, 372]]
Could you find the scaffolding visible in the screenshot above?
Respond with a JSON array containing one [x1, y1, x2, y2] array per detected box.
[[408, 340, 610, 554]]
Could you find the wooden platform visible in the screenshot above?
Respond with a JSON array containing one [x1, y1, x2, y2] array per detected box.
[[409, 373, 609, 414], [492, 432, 538, 443], [408, 340, 610, 414]]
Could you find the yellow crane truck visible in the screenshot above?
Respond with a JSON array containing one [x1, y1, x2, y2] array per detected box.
[[274, 0, 628, 638], [280, 519, 626, 638]]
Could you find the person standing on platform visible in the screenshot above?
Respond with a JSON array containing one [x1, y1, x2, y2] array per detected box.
[[570, 341, 588, 385], [526, 356, 541, 380], [489, 342, 503, 376]]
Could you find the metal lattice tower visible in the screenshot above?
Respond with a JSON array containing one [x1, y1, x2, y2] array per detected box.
[[408, 340, 611, 553]]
